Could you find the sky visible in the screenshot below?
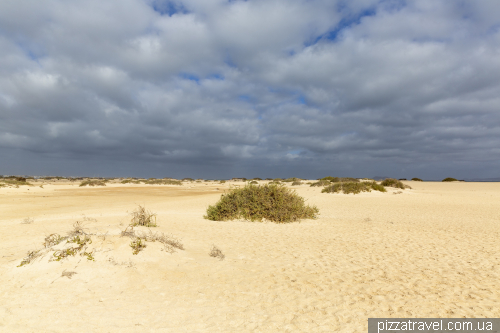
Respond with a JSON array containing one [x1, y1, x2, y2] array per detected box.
[[1, 0, 500, 180]]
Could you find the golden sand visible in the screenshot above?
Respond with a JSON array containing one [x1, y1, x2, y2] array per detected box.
[[1, 180, 499, 332]]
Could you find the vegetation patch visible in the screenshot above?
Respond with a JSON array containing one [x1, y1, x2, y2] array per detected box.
[[130, 205, 157, 227], [121, 179, 142, 184], [249, 180, 258, 184], [442, 177, 458, 182], [79, 180, 106, 187], [17, 250, 42, 267], [209, 245, 225, 261], [130, 238, 147, 255], [310, 180, 331, 187], [123, 227, 183, 255], [291, 181, 302, 186], [204, 183, 319, 223], [381, 178, 411, 189], [411, 178, 423, 181], [322, 181, 386, 194], [144, 179, 182, 185]]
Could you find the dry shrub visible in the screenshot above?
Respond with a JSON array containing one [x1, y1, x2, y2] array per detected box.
[[291, 181, 302, 186], [130, 205, 157, 227], [209, 245, 225, 260], [17, 250, 42, 267], [204, 183, 319, 223]]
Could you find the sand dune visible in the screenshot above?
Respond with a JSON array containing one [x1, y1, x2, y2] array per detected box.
[[1, 181, 499, 332]]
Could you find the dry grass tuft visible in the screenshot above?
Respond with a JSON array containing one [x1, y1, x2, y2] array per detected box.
[[17, 250, 42, 267], [130, 205, 157, 227], [44, 234, 67, 248], [209, 245, 225, 260]]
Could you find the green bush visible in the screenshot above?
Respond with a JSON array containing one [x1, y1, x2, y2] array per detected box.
[[381, 178, 409, 189], [322, 181, 386, 194], [310, 180, 331, 187], [411, 178, 423, 181], [442, 177, 458, 182], [204, 183, 319, 223], [291, 181, 302, 186]]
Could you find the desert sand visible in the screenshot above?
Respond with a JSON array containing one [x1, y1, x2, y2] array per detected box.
[[1, 180, 499, 332]]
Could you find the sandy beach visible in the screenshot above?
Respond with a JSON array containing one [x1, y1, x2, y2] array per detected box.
[[1, 180, 499, 332]]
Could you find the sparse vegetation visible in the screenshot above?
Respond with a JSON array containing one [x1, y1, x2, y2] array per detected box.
[[17, 250, 42, 267], [130, 238, 147, 255], [0, 177, 33, 187], [219, 180, 226, 184], [310, 180, 331, 187], [411, 178, 423, 181], [130, 205, 157, 227], [204, 183, 319, 223], [22, 217, 34, 224], [381, 178, 411, 189], [144, 179, 182, 185], [79, 180, 106, 187], [209, 245, 225, 260], [442, 177, 458, 182], [322, 181, 386, 194], [44, 234, 67, 248], [292, 181, 302, 186], [121, 226, 183, 254], [121, 179, 142, 184], [249, 180, 258, 184]]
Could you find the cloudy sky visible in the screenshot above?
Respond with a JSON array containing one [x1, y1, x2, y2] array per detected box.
[[1, 0, 499, 180]]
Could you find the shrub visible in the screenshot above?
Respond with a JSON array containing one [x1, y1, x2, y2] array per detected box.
[[182, 178, 194, 182], [411, 178, 423, 181], [322, 181, 386, 194], [219, 180, 226, 183], [79, 180, 106, 187], [209, 245, 225, 260], [292, 181, 302, 186], [381, 178, 408, 189], [249, 180, 258, 184], [399, 178, 407, 181], [204, 183, 319, 223], [273, 178, 282, 181], [282, 177, 299, 182], [310, 180, 331, 187], [265, 178, 273, 180], [130, 205, 157, 227], [442, 177, 458, 182], [320, 176, 339, 182]]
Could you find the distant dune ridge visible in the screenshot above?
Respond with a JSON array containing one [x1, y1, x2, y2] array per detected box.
[[1, 179, 499, 331]]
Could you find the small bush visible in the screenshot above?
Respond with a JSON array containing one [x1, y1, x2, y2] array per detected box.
[[121, 179, 141, 184], [322, 181, 386, 194], [130, 205, 157, 227], [182, 178, 194, 182], [219, 180, 226, 183], [204, 183, 319, 223], [291, 181, 302, 186], [411, 178, 423, 181], [209, 245, 225, 261], [249, 180, 258, 184], [320, 176, 339, 182], [130, 239, 146, 255], [265, 178, 273, 180], [381, 178, 408, 189], [79, 180, 106, 187], [44, 234, 67, 248], [282, 177, 299, 182], [442, 177, 458, 182], [310, 180, 331, 187]]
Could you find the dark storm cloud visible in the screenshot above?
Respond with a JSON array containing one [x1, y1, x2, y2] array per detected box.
[[0, 0, 499, 179]]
